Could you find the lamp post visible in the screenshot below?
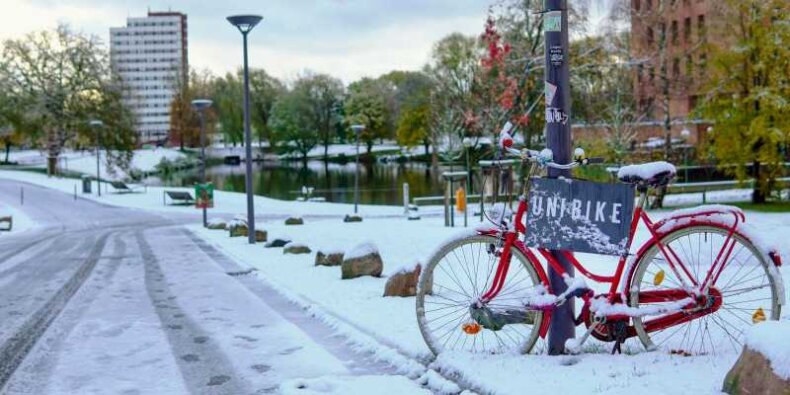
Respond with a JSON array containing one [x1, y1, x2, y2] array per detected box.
[[192, 99, 213, 228], [227, 14, 263, 244], [462, 137, 473, 228], [89, 120, 103, 196], [351, 124, 365, 214], [681, 127, 691, 182]]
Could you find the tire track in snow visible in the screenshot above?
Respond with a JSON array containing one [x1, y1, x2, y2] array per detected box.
[[0, 232, 110, 391], [1, 233, 130, 394], [135, 231, 251, 395]]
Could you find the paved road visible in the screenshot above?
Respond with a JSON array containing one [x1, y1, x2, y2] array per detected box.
[[0, 180, 399, 394]]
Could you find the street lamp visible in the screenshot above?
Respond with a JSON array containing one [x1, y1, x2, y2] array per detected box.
[[351, 124, 365, 215], [680, 127, 692, 182], [89, 119, 103, 196], [192, 99, 213, 228], [227, 14, 263, 245], [462, 137, 474, 227]]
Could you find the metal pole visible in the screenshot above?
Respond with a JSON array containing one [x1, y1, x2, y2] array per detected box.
[[199, 110, 207, 228], [96, 126, 101, 197], [242, 32, 256, 244], [354, 132, 360, 214], [544, 0, 575, 355], [465, 147, 470, 227]]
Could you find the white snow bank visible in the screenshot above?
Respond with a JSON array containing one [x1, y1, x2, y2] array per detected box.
[[745, 320, 790, 380], [279, 375, 431, 395], [617, 161, 676, 180]]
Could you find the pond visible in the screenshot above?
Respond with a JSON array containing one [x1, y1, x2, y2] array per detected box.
[[146, 161, 468, 206]]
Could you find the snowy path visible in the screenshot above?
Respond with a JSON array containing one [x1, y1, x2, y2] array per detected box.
[[0, 180, 430, 394]]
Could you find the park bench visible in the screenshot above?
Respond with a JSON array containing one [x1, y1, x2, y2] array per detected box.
[[163, 190, 194, 206], [110, 181, 145, 194], [0, 216, 12, 232]]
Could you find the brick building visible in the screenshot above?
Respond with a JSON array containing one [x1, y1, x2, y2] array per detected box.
[[627, 0, 723, 147]]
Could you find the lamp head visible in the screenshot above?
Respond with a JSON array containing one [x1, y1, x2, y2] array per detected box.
[[89, 120, 103, 128], [191, 99, 213, 110], [227, 15, 263, 34]]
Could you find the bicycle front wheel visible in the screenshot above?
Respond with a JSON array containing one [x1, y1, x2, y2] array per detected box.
[[630, 226, 781, 355], [416, 234, 545, 356]]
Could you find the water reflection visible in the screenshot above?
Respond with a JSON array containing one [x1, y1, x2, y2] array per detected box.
[[148, 161, 453, 205]]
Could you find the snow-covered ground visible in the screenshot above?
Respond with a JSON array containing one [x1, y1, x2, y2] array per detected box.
[[190, 210, 790, 395], [4, 148, 185, 180], [2, 166, 788, 394], [0, 201, 35, 234]]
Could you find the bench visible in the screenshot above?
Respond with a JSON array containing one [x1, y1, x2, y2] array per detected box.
[[110, 181, 145, 194], [0, 216, 12, 232], [163, 191, 194, 206]]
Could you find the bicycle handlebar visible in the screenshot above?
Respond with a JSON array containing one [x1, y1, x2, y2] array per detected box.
[[502, 146, 604, 169]]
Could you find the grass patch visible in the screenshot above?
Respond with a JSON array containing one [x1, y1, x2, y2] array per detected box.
[[731, 201, 790, 213]]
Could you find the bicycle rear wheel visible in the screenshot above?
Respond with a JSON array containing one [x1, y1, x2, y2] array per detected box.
[[630, 226, 781, 355], [416, 235, 545, 356]]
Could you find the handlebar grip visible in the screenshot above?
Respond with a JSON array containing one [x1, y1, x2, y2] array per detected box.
[[585, 157, 605, 164]]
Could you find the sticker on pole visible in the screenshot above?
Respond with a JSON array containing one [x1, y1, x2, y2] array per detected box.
[[544, 11, 562, 32], [525, 178, 635, 255], [195, 183, 214, 209]]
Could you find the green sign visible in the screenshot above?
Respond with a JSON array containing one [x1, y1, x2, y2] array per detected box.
[[544, 11, 562, 32], [195, 183, 214, 209]]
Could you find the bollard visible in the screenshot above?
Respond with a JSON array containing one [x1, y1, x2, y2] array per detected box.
[[20, 187, 24, 205], [403, 183, 410, 215], [74, 184, 77, 201]]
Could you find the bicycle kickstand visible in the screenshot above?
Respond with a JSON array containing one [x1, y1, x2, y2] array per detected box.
[[565, 316, 604, 355]]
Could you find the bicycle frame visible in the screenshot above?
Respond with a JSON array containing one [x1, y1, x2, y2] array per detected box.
[[475, 163, 745, 337]]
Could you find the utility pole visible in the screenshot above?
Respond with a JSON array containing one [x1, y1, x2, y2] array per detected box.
[[543, 0, 575, 355]]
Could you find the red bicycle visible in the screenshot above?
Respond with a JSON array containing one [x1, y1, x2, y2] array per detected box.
[[416, 145, 784, 356]]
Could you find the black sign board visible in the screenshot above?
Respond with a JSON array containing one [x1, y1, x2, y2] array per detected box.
[[525, 178, 635, 256]]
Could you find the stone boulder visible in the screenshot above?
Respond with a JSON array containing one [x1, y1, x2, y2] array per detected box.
[[228, 220, 248, 237], [315, 251, 344, 267], [285, 217, 304, 225], [206, 219, 227, 230], [254, 230, 267, 242], [284, 244, 311, 255], [343, 214, 363, 223], [723, 321, 790, 395], [383, 263, 430, 297], [341, 243, 383, 279], [265, 238, 292, 248]]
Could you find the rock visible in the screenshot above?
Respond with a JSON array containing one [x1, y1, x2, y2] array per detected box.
[[264, 238, 292, 248], [283, 244, 311, 255], [383, 263, 430, 297], [343, 215, 363, 223], [341, 243, 383, 279], [206, 220, 227, 230], [254, 230, 267, 242], [315, 251, 344, 267], [723, 347, 790, 394], [407, 212, 421, 221], [0, 216, 12, 231], [229, 224, 248, 238], [285, 217, 304, 225]]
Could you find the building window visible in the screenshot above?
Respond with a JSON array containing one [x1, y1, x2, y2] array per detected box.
[[659, 22, 666, 43], [698, 53, 707, 77], [671, 20, 678, 45], [645, 0, 652, 10], [685, 54, 693, 79], [672, 57, 680, 77], [637, 64, 644, 81], [698, 15, 706, 41], [647, 26, 654, 47], [684, 17, 691, 42], [649, 65, 655, 82], [634, 0, 640, 12]]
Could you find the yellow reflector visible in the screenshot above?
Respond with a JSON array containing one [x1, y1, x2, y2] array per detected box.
[[752, 307, 766, 324], [653, 270, 665, 286], [462, 322, 481, 335]]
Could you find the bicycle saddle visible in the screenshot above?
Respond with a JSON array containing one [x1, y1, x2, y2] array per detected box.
[[617, 161, 677, 188]]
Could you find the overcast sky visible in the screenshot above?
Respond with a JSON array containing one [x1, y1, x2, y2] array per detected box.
[[2, 0, 611, 84]]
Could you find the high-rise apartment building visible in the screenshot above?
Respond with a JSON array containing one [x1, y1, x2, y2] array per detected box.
[[110, 11, 188, 143]]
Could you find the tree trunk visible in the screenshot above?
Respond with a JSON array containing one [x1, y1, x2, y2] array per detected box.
[[752, 161, 766, 204], [47, 156, 58, 176], [324, 141, 329, 163], [4, 144, 10, 163]]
